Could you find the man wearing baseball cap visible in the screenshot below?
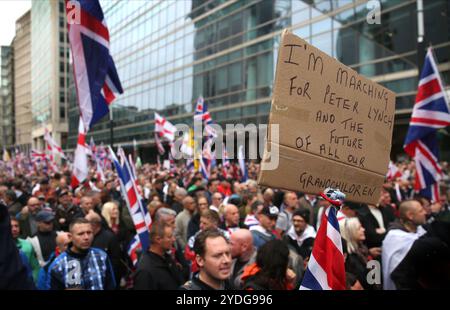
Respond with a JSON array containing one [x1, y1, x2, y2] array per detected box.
[[54, 188, 81, 232], [249, 205, 280, 249], [27, 210, 57, 267]]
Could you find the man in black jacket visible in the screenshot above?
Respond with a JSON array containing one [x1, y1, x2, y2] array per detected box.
[[27, 210, 57, 266], [86, 211, 124, 288], [358, 191, 397, 249], [54, 189, 81, 231], [133, 222, 183, 290]]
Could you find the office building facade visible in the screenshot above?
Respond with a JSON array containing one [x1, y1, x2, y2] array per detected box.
[[0, 45, 15, 150], [67, 0, 450, 160], [31, 0, 71, 150], [14, 10, 32, 153]]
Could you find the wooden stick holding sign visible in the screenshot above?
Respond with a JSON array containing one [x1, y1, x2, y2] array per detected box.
[[258, 30, 396, 205]]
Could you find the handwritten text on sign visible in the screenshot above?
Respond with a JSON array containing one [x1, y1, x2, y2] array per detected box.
[[258, 31, 395, 204]]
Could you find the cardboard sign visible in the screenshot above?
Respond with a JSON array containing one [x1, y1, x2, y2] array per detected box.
[[258, 30, 396, 205]]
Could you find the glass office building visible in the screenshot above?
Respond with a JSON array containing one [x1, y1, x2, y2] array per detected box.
[[67, 0, 450, 160]]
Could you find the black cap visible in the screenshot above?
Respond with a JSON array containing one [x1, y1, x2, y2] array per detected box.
[[58, 189, 69, 197], [260, 206, 279, 219], [293, 208, 310, 224]]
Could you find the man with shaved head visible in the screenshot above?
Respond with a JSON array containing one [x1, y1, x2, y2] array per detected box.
[[229, 229, 256, 289], [220, 204, 247, 234], [276, 191, 299, 235], [397, 200, 427, 231], [382, 200, 427, 290], [175, 196, 196, 249]]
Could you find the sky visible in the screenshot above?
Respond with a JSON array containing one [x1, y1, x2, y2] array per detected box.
[[0, 0, 31, 46]]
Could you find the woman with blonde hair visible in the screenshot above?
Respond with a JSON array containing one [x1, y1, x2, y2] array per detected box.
[[339, 217, 381, 290], [102, 201, 120, 235]]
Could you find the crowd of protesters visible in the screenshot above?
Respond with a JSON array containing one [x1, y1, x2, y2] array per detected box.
[[1, 156, 450, 290]]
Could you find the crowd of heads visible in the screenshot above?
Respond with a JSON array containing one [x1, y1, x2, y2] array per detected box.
[[1, 157, 449, 290]]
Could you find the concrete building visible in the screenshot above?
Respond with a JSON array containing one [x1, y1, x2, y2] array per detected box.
[[31, 0, 71, 150], [0, 45, 15, 150], [13, 10, 32, 153]]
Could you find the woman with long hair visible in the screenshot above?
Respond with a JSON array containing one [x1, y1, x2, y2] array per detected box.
[[339, 217, 380, 290], [101, 201, 120, 234]]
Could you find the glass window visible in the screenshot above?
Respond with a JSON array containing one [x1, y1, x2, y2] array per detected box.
[[229, 62, 242, 87], [293, 25, 309, 40], [256, 53, 272, 87], [215, 67, 228, 93], [183, 77, 193, 104], [381, 77, 417, 94], [292, 2, 309, 26], [335, 27, 358, 66], [243, 106, 258, 120], [312, 17, 332, 35], [257, 102, 270, 115], [312, 31, 332, 57]]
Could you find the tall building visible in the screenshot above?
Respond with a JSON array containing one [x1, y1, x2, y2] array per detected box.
[[0, 45, 15, 150], [67, 0, 450, 160], [31, 0, 71, 151], [14, 10, 32, 153]]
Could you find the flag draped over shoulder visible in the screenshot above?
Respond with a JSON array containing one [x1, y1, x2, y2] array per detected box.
[[66, 0, 123, 130], [403, 48, 450, 202]]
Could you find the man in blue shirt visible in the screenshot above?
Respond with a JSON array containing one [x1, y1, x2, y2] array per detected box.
[[46, 218, 116, 290]]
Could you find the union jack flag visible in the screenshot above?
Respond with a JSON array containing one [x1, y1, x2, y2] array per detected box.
[[127, 235, 141, 266], [404, 48, 450, 202], [194, 96, 217, 137], [110, 147, 151, 260], [300, 189, 346, 290], [66, 0, 123, 131], [31, 149, 47, 161]]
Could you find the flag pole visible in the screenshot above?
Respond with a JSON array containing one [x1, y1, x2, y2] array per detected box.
[[109, 107, 114, 151], [416, 0, 425, 71]]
